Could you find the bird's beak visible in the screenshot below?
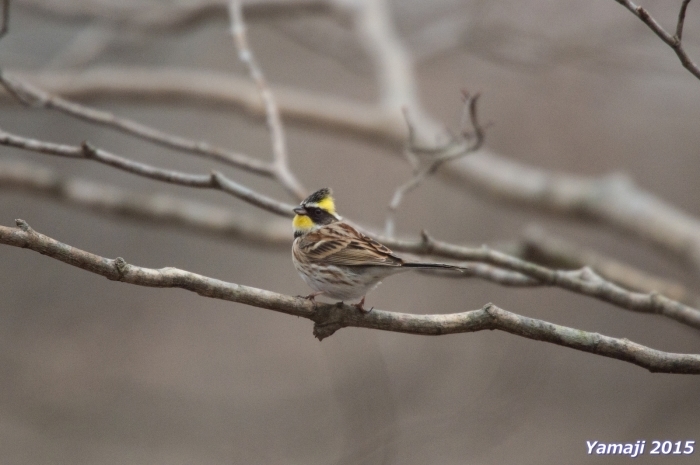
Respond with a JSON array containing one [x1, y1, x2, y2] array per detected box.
[[293, 206, 307, 215]]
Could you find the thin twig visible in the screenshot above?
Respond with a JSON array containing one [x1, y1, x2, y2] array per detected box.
[[1, 220, 699, 374], [0, 72, 273, 176], [614, 0, 700, 79], [0, 127, 296, 217], [385, 92, 485, 236], [228, 0, 306, 200], [676, 0, 692, 41]]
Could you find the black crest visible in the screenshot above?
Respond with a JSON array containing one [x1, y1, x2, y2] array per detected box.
[[303, 187, 332, 205]]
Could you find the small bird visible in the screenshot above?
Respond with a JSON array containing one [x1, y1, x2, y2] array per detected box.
[[292, 187, 463, 312]]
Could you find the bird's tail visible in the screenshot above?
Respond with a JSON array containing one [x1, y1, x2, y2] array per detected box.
[[403, 262, 464, 271]]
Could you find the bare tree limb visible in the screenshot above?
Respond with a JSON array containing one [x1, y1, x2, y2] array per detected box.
[[519, 226, 700, 308], [8, 68, 700, 270], [0, 127, 296, 217], [448, 155, 700, 270], [228, 0, 306, 200], [346, 0, 446, 144], [383, 231, 700, 330], [614, 0, 700, 80], [1, 68, 406, 144], [0, 72, 273, 177], [0, 159, 291, 246], [1, 219, 698, 374], [5, 160, 688, 302], [3, 124, 699, 330], [385, 92, 485, 236], [14, 0, 329, 31]]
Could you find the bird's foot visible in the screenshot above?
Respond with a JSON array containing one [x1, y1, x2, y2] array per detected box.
[[297, 291, 323, 301], [298, 291, 323, 310], [353, 296, 373, 314]]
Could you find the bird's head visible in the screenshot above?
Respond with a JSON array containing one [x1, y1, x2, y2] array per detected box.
[[293, 187, 340, 237]]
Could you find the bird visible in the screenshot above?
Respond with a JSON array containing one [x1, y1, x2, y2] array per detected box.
[[291, 187, 463, 312]]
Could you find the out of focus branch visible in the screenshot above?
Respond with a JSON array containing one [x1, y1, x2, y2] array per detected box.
[[0, 72, 272, 176], [8, 68, 700, 270], [519, 227, 700, 308], [384, 231, 700, 330], [1, 219, 699, 374], [385, 92, 485, 236], [228, 0, 306, 200], [0, 127, 296, 217], [0, 160, 290, 246], [15, 0, 328, 31], [1, 68, 406, 143], [5, 158, 688, 304], [614, 0, 700, 79]]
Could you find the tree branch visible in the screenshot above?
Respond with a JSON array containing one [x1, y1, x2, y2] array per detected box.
[[385, 92, 485, 236], [7, 68, 700, 270], [14, 0, 329, 31], [228, 0, 306, 200], [0, 159, 290, 246], [614, 0, 700, 80], [0, 72, 274, 177], [382, 231, 700, 330], [1, 219, 699, 374], [519, 226, 700, 308], [3, 124, 699, 331], [0, 127, 296, 217]]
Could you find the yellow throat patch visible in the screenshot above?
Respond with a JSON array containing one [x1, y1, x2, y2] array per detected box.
[[293, 214, 314, 231]]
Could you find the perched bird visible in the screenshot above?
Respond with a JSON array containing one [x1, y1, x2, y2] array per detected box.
[[292, 187, 463, 312]]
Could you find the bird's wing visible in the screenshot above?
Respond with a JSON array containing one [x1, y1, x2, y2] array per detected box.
[[298, 222, 404, 267]]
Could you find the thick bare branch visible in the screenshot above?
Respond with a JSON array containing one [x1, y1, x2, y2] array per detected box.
[[228, 0, 306, 200], [0, 160, 290, 246], [1, 220, 699, 374], [614, 0, 700, 79], [0, 128, 296, 217]]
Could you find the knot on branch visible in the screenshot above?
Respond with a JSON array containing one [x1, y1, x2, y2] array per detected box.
[[648, 291, 664, 314], [420, 229, 435, 253], [113, 257, 128, 279], [482, 302, 497, 319], [311, 302, 351, 341], [81, 141, 98, 158], [15, 218, 31, 232]]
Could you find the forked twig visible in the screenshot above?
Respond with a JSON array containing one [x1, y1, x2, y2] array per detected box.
[[614, 0, 700, 79], [385, 91, 485, 236]]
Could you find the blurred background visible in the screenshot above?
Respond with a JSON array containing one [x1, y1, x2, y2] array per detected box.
[[1, 0, 699, 463]]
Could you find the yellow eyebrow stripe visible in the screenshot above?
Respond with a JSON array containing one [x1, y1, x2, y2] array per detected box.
[[317, 196, 335, 215]]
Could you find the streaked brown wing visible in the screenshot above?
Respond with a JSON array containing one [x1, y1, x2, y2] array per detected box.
[[298, 222, 403, 267]]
